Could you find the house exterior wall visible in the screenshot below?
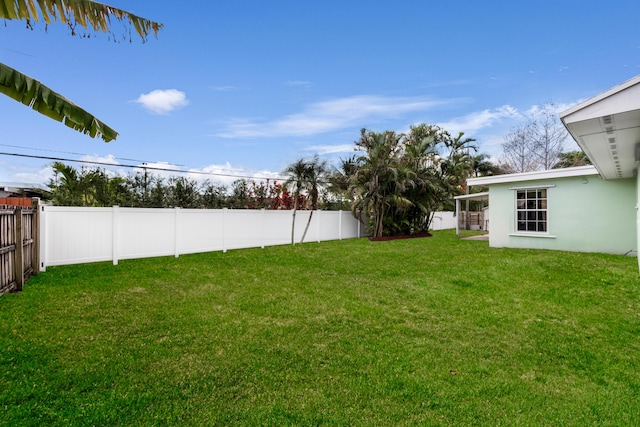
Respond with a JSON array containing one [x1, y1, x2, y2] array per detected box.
[[488, 174, 637, 255], [637, 172, 640, 269]]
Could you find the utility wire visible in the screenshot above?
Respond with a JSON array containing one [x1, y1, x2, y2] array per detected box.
[[0, 151, 291, 181], [0, 143, 184, 166]]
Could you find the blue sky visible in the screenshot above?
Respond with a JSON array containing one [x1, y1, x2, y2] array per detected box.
[[2, 0, 640, 186]]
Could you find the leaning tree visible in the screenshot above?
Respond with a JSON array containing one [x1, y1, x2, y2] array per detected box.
[[298, 156, 330, 244]]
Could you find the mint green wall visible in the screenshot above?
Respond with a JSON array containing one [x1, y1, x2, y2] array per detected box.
[[488, 175, 637, 255], [637, 172, 640, 269]]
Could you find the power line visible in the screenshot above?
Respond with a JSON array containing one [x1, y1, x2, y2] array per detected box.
[[0, 151, 290, 181], [0, 143, 183, 166]]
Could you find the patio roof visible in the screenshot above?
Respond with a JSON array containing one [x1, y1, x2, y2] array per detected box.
[[560, 75, 640, 180], [454, 191, 489, 201]]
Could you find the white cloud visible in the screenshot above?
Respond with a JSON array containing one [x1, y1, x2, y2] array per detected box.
[[181, 162, 285, 187], [79, 154, 120, 166], [305, 144, 356, 155], [4, 164, 53, 186], [525, 102, 574, 117], [437, 105, 521, 135], [134, 89, 189, 114], [214, 95, 453, 138]]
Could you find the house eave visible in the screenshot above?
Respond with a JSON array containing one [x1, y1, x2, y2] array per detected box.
[[467, 166, 599, 187], [560, 75, 640, 180]]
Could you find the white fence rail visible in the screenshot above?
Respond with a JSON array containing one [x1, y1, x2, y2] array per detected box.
[[38, 207, 457, 270], [39, 207, 363, 270], [430, 211, 456, 231]]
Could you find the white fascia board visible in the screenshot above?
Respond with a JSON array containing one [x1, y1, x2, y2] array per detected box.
[[453, 191, 489, 201], [560, 75, 640, 122], [467, 166, 599, 186]]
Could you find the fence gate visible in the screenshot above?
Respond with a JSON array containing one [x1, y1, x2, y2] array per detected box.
[[0, 199, 39, 296]]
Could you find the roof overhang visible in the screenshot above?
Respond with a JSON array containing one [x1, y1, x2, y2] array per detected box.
[[467, 165, 599, 187], [560, 75, 640, 180], [453, 191, 489, 201]]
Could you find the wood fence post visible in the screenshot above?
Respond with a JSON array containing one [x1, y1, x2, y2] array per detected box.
[[31, 198, 39, 277], [14, 207, 24, 292], [38, 204, 46, 272]]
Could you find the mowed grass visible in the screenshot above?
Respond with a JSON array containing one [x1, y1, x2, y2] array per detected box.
[[1, 230, 639, 426]]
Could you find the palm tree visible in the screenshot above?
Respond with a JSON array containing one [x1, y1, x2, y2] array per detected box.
[[0, 1, 162, 141], [400, 127, 476, 233], [299, 156, 329, 243], [284, 158, 309, 244], [347, 125, 477, 237], [49, 162, 82, 206], [399, 124, 441, 234], [350, 129, 411, 237], [470, 153, 501, 177]]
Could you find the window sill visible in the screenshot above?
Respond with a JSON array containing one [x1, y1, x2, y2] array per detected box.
[[509, 233, 556, 239]]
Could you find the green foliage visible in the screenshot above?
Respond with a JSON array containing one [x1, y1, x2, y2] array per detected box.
[[1, 1, 161, 140], [0, 0, 162, 40], [0, 63, 119, 141], [325, 155, 358, 210], [350, 125, 477, 237], [2, 231, 639, 425], [47, 163, 304, 210], [553, 150, 592, 169], [200, 180, 229, 209], [165, 176, 200, 208], [282, 156, 331, 243]]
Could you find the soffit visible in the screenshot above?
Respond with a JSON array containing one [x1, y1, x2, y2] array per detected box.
[[560, 76, 640, 179]]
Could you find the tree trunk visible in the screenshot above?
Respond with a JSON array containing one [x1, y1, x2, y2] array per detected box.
[[290, 195, 298, 245], [300, 210, 314, 243]]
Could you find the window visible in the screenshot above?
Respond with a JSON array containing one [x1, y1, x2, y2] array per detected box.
[[516, 188, 547, 232]]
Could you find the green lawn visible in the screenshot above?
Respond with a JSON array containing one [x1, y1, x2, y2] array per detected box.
[[1, 230, 639, 426]]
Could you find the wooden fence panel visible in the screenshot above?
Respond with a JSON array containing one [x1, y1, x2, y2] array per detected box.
[[0, 210, 17, 295], [0, 200, 38, 296]]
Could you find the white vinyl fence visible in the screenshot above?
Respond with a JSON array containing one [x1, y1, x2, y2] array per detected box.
[[38, 207, 457, 270], [430, 211, 456, 231], [39, 207, 363, 270]]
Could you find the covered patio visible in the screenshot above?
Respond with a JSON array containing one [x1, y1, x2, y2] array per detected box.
[[453, 191, 489, 239]]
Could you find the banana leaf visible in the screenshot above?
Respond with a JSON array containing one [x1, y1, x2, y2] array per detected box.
[[0, 62, 118, 142], [0, 0, 162, 40]]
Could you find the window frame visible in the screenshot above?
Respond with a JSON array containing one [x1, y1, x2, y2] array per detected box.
[[509, 184, 554, 236]]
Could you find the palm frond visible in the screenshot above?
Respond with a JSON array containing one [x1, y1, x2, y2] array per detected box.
[[0, 62, 118, 141], [1, 0, 162, 40]]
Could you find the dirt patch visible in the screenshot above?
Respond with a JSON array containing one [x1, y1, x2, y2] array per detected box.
[[369, 232, 432, 242]]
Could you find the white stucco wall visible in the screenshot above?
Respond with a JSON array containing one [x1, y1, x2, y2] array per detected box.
[[488, 174, 637, 255]]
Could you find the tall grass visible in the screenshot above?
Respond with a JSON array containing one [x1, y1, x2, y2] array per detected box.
[[1, 230, 639, 426]]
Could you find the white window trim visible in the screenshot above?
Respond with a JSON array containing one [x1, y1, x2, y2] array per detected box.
[[509, 232, 557, 239], [508, 184, 556, 190], [512, 186, 552, 235]]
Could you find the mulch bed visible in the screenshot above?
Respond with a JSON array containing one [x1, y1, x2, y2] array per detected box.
[[369, 232, 432, 241]]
